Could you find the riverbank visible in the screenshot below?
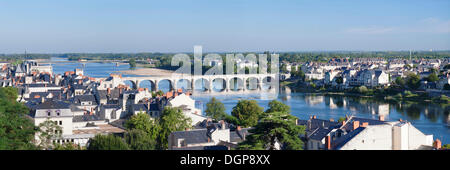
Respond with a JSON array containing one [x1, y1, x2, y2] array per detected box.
[[118, 67, 177, 77], [282, 79, 450, 105]]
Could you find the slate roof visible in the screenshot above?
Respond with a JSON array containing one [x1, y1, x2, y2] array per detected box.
[[73, 95, 97, 103], [35, 100, 70, 110], [331, 127, 366, 149], [230, 128, 253, 143], [171, 129, 210, 145], [73, 114, 104, 122], [308, 127, 333, 141], [297, 118, 341, 131]]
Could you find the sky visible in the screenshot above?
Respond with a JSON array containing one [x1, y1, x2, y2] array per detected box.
[[0, 0, 449, 53]]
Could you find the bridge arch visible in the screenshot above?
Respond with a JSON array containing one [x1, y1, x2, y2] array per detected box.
[[229, 77, 244, 91], [245, 77, 260, 91], [211, 78, 227, 92], [158, 79, 174, 93], [261, 75, 276, 90], [194, 78, 210, 92], [123, 80, 137, 89], [138, 80, 158, 91], [176, 79, 192, 91]]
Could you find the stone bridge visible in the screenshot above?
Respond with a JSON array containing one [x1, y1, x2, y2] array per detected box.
[[120, 73, 278, 93]]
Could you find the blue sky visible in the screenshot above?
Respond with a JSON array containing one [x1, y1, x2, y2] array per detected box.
[[0, 0, 449, 53]]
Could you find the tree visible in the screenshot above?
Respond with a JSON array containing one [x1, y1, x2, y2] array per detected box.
[[338, 117, 346, 123], [444, 84, 450, 90], [87, 134, 129, 150], [406, 73, 421, 90], [129, 58, 137, 69], [0, 87, 37, 150], [125, 112, 160, 141], [124, 129, 157, 150], [395, 77, 405, 87], [265, 100, 290, 114], [231, 100, 264, 127], [427, 73, 439, 82], [158, 107, 192, 149], [237, 111, 305, 150], [205, 97, 227, 120], [358, 86, 368, 94], [335, 77, 343, 85], [444, 64, 450, 70], [37, 119, 62, 150], [54, 142, 82, 150]]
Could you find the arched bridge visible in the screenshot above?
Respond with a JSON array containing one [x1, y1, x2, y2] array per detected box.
[[120, 73, 278, 93]]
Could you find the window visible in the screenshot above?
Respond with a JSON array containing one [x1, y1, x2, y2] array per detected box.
[[47, 110, 51, 116], [177, 138, 186, 147], [56, 110, 60, 116], [59, 121, 62, 125]]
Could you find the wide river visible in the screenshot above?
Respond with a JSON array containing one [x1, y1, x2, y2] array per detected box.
[[48, 57, 450, 144]]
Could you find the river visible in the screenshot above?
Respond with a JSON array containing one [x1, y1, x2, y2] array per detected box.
[[47, 57, 450, 144]]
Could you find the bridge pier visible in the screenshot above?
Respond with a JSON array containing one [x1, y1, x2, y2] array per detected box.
[[134, 80, 140, 89], [154, 80, 159, 91]]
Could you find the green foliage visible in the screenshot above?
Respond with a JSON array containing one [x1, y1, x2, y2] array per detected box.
[[125, 112, 160, 140], [338, 117, 346, 123], [358, 86, 368, 94], [443, 144, 450, 149], [224, 114, 240, 125], [205, 97, 227, 120], [124, 129, 157, 150], [426, 73, 439, 82], [129, 58, 137, 69], [335, 77, 343, 84], [54, 142, 82, 150], [406, 73, 421, 90], [38, 119, 62, 150], [237, 111, 305, 150], [0, 86, 19, 101], [395, 77, 405, 87], [444, 84, 450, 90], [0, 87, 38, 150], [265, 100, 290, 114], [432, 95, 450, 103], [158, 107, 192, 149], [231, 100, 264, 127], [87, 134, 129, 150]]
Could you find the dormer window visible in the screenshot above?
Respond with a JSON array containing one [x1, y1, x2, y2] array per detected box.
[[46, 110, 51, 116], [56, 110, 61, 116]]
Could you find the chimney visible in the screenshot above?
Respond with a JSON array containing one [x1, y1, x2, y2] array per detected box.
[[295, 118, 298, 125], [220, 120, 225, 130], [329, 118, 334, 122], [325, 135, 331, 150], [379, 115, 385, 121], [41, 97, 45, 103], [352, 121, 360, 130], [433, 139, 442, 150], [313, 115, 317, 119], [361, 122, 369, 127], [90, 108, 93, 115], [107, 88, 111, 95], [147, 102, 150, 111], [119, 87, 123, 94], [185, 127, 190, 131]]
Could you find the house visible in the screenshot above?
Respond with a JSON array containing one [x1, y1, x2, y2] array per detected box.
[[168, 120, 252, 150], [299, 116, 435, 150], [167, 92, 206, 126]]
